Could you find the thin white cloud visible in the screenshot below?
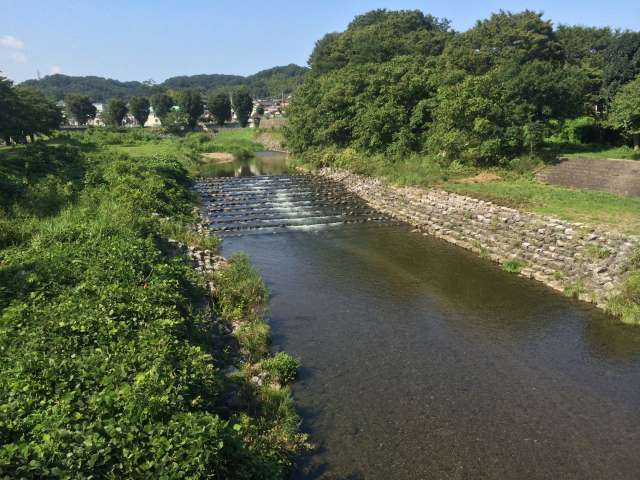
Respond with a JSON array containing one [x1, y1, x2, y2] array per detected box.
[[0, 35, 24, 50], [50, 65, 62, 75]]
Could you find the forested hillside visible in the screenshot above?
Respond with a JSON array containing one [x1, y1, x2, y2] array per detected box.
[[21, 64, 309, 102], [285, 9, 640, 164]]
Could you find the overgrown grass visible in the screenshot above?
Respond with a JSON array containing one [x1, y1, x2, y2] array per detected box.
[[0, 137, 305, 478], [607, 255, 640, 325], [444, 178, 640, 235]]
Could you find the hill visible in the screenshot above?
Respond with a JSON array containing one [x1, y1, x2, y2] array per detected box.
[[21, 64, 309, 102]]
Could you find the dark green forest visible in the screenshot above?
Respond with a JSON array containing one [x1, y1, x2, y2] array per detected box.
[[285, 9, 640, 165], [21, 64, 309, 102]]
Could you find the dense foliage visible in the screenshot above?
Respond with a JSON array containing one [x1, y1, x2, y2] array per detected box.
[[65, 93, 97, 126], [103, 98, 128, 126], [0, 134, 306, 478], [0, 76, 62, 144], [207, 92, 232, 126], [129, 96, 151, 127], [20, 65, 308, 102], [176, 89, 204, 129], [286, 9, 640, 165], [232, 89, 254, 128]]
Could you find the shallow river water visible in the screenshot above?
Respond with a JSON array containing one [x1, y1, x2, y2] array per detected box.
[[204, 157, 640, 479]]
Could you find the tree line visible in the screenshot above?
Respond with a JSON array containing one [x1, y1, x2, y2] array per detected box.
[[0, 76, 62, 144], [285, 9, 640, 165], [65, 88, 255, 131]]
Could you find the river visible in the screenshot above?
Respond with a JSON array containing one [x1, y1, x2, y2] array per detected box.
[[202, 154, 640, 479]]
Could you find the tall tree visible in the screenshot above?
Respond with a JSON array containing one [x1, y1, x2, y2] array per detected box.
[[0, 76, 18, 143], [14, 86, 62, 141], [176, 89, 204, 129], [104, 98, 128, 126], [65, 93, 97, 126], [207, 92, 231, 126], [129, 96, 150, 127], [607, 75, 640, 150], [602, 31, 640, 100], [232, 88, 254, 128], [150, 92, 174, 119]]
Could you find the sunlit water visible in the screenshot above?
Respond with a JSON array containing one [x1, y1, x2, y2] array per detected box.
[[202, 163, 640, 480]]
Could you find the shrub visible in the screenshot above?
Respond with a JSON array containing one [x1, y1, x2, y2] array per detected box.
[[261, 352, 301, 385], [0, 141, 303, 478], [503, 258, 524, 274]]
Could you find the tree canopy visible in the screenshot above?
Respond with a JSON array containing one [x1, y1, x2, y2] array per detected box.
[[103, 98, 128, 126], [176, 89, 204, 129], [150, 93, 174, 119], [232, 89, 254, 128], [0, 77, 62, 144], [207, 92, 231, 126], [607, 75, 640, 149], [285, 9, 640, 164], [129, 96, 151, 127], [65, 93, 97, 126]]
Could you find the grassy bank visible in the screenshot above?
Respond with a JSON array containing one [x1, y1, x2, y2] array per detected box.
[[295, 147, 640, 235], [0, 132, 305, 478]]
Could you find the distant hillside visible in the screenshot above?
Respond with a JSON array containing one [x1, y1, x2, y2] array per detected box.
[[21, 64, 309, 102]]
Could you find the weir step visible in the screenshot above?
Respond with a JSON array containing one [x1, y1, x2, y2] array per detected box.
[[197, 175, 396, 235]]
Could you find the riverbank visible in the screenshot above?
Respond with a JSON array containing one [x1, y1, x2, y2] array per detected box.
[[315, 167, 640, 322], [0, 133, 306, 477]]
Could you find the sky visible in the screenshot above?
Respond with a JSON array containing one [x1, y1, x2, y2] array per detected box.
[[1, 0, 639, 83]]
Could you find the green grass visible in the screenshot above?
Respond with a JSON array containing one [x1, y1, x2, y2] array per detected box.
[[562, 145, 640, 161], [444, 178, 640, 234]]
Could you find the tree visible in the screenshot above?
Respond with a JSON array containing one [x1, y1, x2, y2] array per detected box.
[[162, 110, 190, 135], [176, 89, 204, 129], [207, 92, 231, 126], [151, 92, 174, 120], [602, 32, 640, 100], [65, 93, 97, 125], [607, 75, 640, 150], [13, 86, 62, 141], [308, 10, 452, 74], [441, 10, 561, 76], [129, 96, 150, 127], [232, 88, 254, 128], [104, 98, 128, 127], [0, 76, 18, 143]]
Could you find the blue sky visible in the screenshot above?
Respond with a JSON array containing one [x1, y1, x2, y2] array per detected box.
[[1, 0, 639, 83]]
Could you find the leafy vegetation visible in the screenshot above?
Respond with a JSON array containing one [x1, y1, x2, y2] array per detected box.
[[286, 9, 640, 166], [503, 258, 525, 274], [65, 93, 97, 125], [0, 131, 305, 478], [232, 88, 254, 128], [0, 77, 62, 144]]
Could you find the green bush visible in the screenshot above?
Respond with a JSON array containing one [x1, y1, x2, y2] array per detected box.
[[503, 258, 524, 274], [0, 142, 303, 478], [261, 352, 301, 385]]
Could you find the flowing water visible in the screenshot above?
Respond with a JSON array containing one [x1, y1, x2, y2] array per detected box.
[[199, 157, 640, 479]]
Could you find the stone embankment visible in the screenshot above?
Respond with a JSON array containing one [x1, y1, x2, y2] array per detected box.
[[317, 168, 640, 309]]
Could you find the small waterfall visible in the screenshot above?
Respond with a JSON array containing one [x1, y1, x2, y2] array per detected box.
[[196, 174, 396, 236]]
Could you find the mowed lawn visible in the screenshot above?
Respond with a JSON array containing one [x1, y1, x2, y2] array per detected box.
[[445, 178, 640, 235]]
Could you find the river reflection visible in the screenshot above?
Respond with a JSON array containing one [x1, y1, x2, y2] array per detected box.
[[200, 150, 291, 177], [221, 224, 640, 480]]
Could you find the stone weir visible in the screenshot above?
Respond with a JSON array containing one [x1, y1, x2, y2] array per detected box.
[[316, 168, 640, 309], [195, 174, 398, 236]]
